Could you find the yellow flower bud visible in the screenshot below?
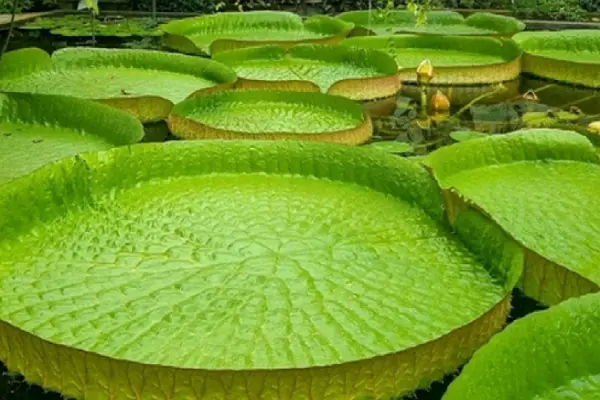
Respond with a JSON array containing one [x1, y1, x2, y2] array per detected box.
[[416, 59, 434, 85]]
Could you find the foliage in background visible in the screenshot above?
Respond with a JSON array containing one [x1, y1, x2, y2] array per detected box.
[[1, 0, 595, 21], [512, 0, 586, 20], [0, 0, 56, 12]]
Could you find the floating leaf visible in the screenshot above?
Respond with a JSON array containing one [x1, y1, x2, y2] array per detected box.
[[450, 130, 488, 142], [365, 141, 415, 153]]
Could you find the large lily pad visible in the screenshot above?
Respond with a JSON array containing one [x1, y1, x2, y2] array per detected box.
[[424, 129, 600, 305], [168, 90, 373, 145], [444, 292, 600, 400], [162, 11, 353, 55], [336, 10, 525, 37], [212, 44, 400, 101], [0, 47, 237, 123], [0, 92, 143, 186], [343, 35, 521, 84], [514, 30, 600, 88], [0, 140, 521, 399]]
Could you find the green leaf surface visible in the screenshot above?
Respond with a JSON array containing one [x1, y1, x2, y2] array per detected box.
[[213, 44, 397, 94], [0, 140, 521, 399], [342, 35, 521, 84], [0, 92, 143, 186], [162, 11, 352, 55], [21, 15, 167, 37], [0, 47, 237, 122], [443, 292, 600, 400], [449, 130, 489, 142], [514, 30, 600, 88], [424, 129, 600, 290], [365, 141, 414, 153], [336, 10, 524, 36], [170, 90, 365, 134]]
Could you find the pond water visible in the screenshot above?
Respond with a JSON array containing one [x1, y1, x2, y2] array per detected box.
[[0, 19, 595, 400]]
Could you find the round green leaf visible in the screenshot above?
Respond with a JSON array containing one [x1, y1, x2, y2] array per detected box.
[[168, 90, 373, 145], [450, 130, 489, 142], [0, 92, 143, 186], [444, 292, 600, 400], [0, 47, 237, 122], [514, 30, 600, 88], [162, 11, 353, 55], [0, 140, 522, 400], [213, 44, 400, 100], [365, 140, 414, 153], [425, 129, 600, 305], [336, 10, 524, 36], [342, 35, 522, 84]]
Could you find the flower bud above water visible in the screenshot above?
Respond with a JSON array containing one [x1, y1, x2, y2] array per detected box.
[[429, 90, 450, 113], [417, 59, 434, 85]]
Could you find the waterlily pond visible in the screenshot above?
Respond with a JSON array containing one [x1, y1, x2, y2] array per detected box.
[[0, 8, 599, 400]]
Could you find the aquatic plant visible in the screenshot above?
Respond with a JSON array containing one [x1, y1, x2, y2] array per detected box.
[[514, 30, 600, 88], [20, 15, 167, 37], [342, 35, 522, 85], [336, 10, 525, 36], [162, 11, 353, 55], [444, 292, 600, 400], [424, 129, 600, 305], [0, 92, 143, 185], [168, 90, 373, 145], [0, 47, 237, 122], [0, 139, 521, 400], [212, 44, 401, 101]]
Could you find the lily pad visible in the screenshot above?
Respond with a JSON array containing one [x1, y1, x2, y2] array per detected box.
[[20, 15, 167, 37], [424, 129, 600, 305], [0, 92, 143, 186], [212, 44, 400, 101], [342, 35, 522, 84], [365, 140, 414, 153], [168, 90, 373, 145], [0, 140, 521, 399], [444, 292, 600, 400], [0, 47, 237, 123], [162, 11, 353, 55], [336, 11, 525, 37], [514, 30, 600, 88], [449, 130, 488, 142]]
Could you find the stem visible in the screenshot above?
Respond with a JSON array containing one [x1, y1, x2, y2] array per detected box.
[[90, 9, 96, 46], [152, 0, 157, 24], [1, 0, 21, 59], [560, 94, 599, 109], [450, 85, 508, 122], [419, 85, 428, 119]]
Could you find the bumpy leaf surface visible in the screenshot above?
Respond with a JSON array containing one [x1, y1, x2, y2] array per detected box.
[[0, 92, 143, 185], [443, 292, 600, 400], [425, 129, 600, 289], [162, 11, 352, 55], [213, 44, 398, 94], [0, 140, 522, 399], [171, 90, 365, 134], [0, 47, 236, 121]]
